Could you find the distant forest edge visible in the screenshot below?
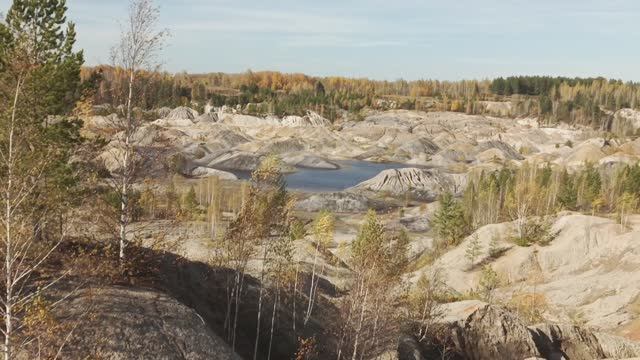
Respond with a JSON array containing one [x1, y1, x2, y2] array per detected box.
[[82, 66, 640, 128]]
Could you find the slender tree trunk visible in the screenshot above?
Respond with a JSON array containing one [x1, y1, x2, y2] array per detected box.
[[367, 298, 381, 360], [337, 283, 353, 360], [119, 70, 135, 263], [292, 262, 298, 338], [267, 284, 279, 360], [5, 188, 13, 360], [305, 241, 321, 325], [224, 269, 233, 337], [351, 283, 369, 360], [4, 74, 22, 360], [232, 266, 246, 351], [253, 245, 268, 360], [307, 262, 325, 326], [253, 284, 264, 360], [230, 269, 240, 346]]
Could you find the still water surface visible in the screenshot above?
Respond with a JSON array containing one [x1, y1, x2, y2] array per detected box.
[[231, 160, 407, 192]]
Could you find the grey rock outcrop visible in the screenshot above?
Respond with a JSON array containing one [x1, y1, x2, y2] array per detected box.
[[60, 286, 239, 360], [405, 301, 640, 360], [207, 151, 264, 171], [166, 106, 199, 120], [194, 112, 218, 123], [400, 215, 430, 232], [443, 301, 541, 359]]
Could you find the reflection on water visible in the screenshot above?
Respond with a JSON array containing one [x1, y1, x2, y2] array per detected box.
[[232, 160, 408, 192]]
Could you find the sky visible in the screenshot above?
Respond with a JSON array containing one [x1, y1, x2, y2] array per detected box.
[[1, 0, 639, 81]]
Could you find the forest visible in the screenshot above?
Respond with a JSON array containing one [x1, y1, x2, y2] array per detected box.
[[83, 66, 640, 127]]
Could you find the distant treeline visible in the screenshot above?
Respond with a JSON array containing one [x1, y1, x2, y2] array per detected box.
[[82, 67, 640, 127]]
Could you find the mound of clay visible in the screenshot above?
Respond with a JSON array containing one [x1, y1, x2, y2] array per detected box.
[[166, 106, 199, 120], [349, 168, 463, 201]]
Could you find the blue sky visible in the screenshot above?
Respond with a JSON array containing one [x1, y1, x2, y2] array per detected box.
[[1, 0, 639, 80]]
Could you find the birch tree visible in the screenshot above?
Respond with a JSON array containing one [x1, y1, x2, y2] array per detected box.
[[108, 0, 167, 263], [304, 210, 334, 326], [335, 210, 407, 360], [507, 165, 537, 243], [218, 156, 293, 354], [409, 268, 445, 343]]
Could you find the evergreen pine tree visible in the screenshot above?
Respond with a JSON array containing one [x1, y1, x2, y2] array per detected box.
[[5, 0, 84, 117], [579, 163, 602, 210], [352, 209, 386, 271], [465, 233, 482, 269], [1, 0, 84, 239], [431, 192, 468, 247], [488, 233, 501, 258], [478, 265, 499, 302], [165, 181, 179, 217], [558, 169, 577, 210], [182, 185, 199, 219]]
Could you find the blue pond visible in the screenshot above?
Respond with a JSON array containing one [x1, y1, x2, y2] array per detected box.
[[233, 160, 407, 192]]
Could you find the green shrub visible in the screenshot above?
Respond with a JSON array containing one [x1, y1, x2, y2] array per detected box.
[[478, 265, 500, 302], [513, 217, 557, 247], [432, 192, 468, 247], [290, 219, 306, 240]]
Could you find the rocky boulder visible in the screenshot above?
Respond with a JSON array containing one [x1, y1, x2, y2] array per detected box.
[[166, 106, 199, 120], [60, 286, 239, 359], [404, 301, 640, 360], [400, 215, 430, 232]]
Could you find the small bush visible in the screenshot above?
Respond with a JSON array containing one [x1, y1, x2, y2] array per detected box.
[[290, 219, 306, 240], [478, 265, 500, 302], [513, 217, 557, 247], [507, 292, 548, 324]]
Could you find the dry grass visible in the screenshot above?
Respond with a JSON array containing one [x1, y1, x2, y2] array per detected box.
[[506, 292, 548, 325]]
